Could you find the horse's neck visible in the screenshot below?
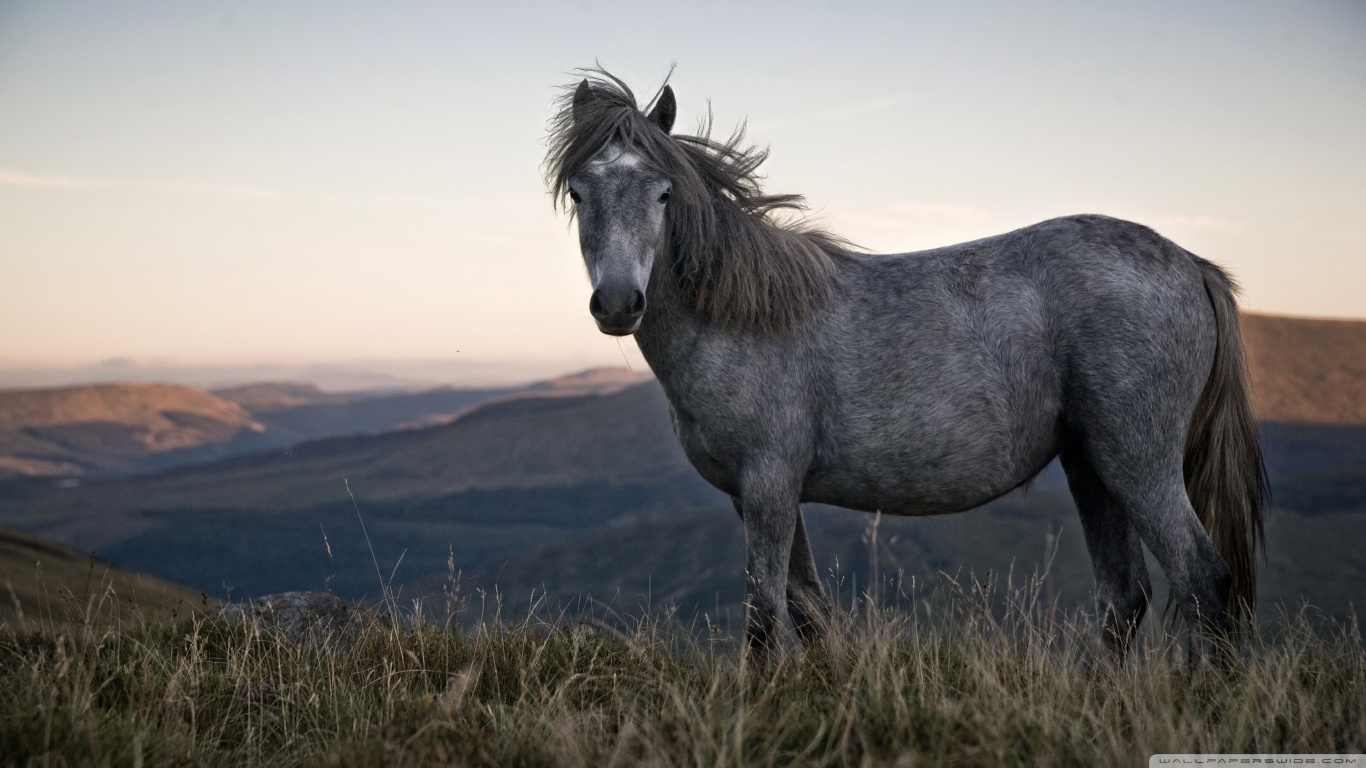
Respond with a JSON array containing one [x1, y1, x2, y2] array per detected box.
[[634, 264, 705, 386]]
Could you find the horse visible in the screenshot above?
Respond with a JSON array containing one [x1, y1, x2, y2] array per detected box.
[[543, 70, 1267, 659]]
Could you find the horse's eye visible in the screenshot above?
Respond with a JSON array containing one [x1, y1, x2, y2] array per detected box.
[[658, 191, 671, 204], [569, 188, 581, 204]]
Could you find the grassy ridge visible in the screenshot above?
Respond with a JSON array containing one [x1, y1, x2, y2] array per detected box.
[[1, 581, 1361, 767], [0, 525, 212, 631]]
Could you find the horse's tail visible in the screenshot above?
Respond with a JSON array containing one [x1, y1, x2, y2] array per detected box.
[[1183, 257, 1269, 628]]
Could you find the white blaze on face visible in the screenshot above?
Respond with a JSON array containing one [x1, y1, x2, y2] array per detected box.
[[584, 143, 641, 169], [611, 151, 642, 169]]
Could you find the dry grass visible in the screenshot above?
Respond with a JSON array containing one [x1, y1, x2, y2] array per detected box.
[[1, 525, 214, 631], [0, 574, 1361, 768]]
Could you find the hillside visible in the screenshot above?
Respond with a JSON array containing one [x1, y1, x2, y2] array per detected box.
[[0, 375, 1362, 621], [233, 367, 651, 441], [1243, 313, 1366, 425], [211, 381, 350, 410], [0, 382, 723, 600], [0, 524, 211, 629], [0, 383, 262, 478], [0, 369, 651, 480], [0, 381, 700, 523], [0, 311, 1362, 621]]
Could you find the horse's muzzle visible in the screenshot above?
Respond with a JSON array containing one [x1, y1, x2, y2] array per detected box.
[[589, 287, 646, 336]]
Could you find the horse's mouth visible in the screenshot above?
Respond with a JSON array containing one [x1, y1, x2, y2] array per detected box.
[[595, 317, 642, 336]]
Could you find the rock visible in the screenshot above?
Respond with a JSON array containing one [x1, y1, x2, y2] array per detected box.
[[214, 591, 378, 644]]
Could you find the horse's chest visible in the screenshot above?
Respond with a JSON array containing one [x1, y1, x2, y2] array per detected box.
[[666, 401, 744, 497]]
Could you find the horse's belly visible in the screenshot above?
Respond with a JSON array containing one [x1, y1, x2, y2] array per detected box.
[[803, 471, 1014, 515], [803, 421, 1060, 515], [802, 462, 1015, 515]]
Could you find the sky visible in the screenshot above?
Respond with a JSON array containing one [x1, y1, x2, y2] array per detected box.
[[1, 1, 1363, 388]]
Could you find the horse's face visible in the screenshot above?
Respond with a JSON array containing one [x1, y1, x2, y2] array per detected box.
[[568, 143, 672, 336]]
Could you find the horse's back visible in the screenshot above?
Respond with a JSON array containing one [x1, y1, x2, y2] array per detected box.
[[809, 214, 1216, 513]]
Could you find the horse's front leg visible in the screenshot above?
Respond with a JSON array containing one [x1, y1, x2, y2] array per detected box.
[[735, 462, 802, 661], [730, 497, 831, 648]]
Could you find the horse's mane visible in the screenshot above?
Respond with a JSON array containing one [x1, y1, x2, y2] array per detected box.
[[544, 69, 853, 336]]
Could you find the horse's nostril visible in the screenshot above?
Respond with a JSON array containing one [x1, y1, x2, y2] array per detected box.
[[588, 290, 605, 318], [629, 289, 646, 317]]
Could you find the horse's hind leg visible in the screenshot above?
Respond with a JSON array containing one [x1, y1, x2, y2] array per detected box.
[[1068, 432, 1233, 659], [787, 510, 832, 645], [1060, 449, 1152, 655], [731, 498, 831, 648], [1110, 475, 1232, 663]]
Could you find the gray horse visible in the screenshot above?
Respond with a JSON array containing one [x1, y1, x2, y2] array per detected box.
[[544, 71, 1266, 658]]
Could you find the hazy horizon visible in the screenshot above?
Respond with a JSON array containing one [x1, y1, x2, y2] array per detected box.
[[0, 355, 632, 392], [3, 1, 1363, 374], [5, 303, 1363, 393]]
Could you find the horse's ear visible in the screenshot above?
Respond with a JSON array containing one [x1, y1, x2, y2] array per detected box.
[[572, 79, 594, 122], [648, 85, 676, 133]]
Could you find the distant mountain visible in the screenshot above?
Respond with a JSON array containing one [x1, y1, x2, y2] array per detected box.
[[228, 384, 524, 447], [0, 523, 211, 629], [0, 383, 263, 478], [2, 381, 698, 522], [525, 367, 652, 393], [0, 369, 651, 480], [211, 382, 349, 410], [1243, 313, 1366, 425], [234, 368, 652, 442]]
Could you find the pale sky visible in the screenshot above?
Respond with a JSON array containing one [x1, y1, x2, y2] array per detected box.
[[1, 1, 1363, 386]]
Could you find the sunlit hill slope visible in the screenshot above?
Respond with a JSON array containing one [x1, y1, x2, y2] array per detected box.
[[0, 384, 262, 478]]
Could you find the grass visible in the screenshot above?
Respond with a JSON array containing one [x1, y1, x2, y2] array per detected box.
[[1, 524, 213, 631], [0, 572, 1362, 768]]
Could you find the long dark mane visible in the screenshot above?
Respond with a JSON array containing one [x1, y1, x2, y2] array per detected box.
[[544, 69, 852, 336]]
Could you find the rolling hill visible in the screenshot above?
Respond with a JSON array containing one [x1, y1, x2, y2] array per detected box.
[[0, 384, 263, 478], [0, 368, 650, 480], [0, 382, 724, 601], [0, 314, 1361, 623], [0, 523, 211, 630]]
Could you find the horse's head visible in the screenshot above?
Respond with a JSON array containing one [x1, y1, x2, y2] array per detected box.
[[565, 80, 676, 336]]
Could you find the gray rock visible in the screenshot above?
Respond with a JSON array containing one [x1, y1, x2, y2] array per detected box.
[[214, 591, 379, 644]]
